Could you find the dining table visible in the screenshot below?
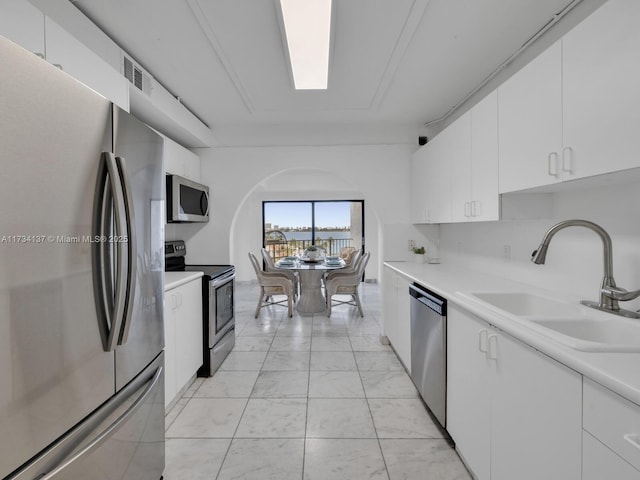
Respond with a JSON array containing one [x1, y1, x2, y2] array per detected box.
[[275, 256, 345, 314]]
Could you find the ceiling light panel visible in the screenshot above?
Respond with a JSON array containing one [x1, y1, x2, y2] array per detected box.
[[280, 0, 332, 90]]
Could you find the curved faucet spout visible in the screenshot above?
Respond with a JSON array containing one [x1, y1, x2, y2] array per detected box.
[[531, 219, 614, 281], [531, 219, 621, 313]]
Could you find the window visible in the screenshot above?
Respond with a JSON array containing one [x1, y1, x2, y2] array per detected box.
[[263, 200, 364, 261]]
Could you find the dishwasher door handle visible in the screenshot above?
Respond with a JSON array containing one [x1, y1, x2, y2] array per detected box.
[[479, 330, 488, 353]]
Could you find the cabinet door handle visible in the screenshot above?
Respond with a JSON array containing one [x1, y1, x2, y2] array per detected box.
[[472, 201, 480, 218], [487, 334, 498, 360], [547, 152, 559, 177], [624, 433, 640, 451], [479, 330, 488, 353], [562, 146, 574, 174]]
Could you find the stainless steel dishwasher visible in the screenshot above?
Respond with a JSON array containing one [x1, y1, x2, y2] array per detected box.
[[409, 283, 447, 428]]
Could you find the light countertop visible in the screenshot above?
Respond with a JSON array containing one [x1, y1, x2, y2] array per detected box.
[[384, 261, 640, 406], [165, 271, 203, 291]]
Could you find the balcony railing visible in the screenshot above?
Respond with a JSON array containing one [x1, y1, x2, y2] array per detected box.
[[265, 237, 354, 262]]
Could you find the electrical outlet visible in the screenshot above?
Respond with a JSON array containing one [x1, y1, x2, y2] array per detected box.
[[408, 239, 416, 251], [503, 244, 511, 262]]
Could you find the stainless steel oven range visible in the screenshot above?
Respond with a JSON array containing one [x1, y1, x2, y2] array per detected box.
[[165, 240, 235, 376]]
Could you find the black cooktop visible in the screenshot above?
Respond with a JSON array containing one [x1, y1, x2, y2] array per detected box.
[[179, 264, 234, 280], [165, 240, 234, 280]]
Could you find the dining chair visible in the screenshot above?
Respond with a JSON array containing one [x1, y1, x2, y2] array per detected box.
[[325, 251, 370, 317], [248, 252, 295, 318], [261, 247, 299, 298], [326, 249, 361, 281], [323, 249, 361, 291], [340, 246, 357, 264]]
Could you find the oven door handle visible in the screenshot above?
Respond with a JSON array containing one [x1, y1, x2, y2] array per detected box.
[[211, 272, 235, 288]]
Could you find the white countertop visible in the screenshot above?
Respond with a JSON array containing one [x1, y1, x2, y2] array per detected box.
[[384, 261, 640, 406], [165, 271, 204, 291]]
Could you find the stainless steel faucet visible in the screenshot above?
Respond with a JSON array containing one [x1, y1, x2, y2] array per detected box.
[[531, 219, 640, 319]]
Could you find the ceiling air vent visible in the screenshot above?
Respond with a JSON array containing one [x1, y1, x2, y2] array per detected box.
[[123, 55, 152, 95]]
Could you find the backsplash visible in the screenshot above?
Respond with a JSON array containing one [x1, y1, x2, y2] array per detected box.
[[439, 180, 640, 311]]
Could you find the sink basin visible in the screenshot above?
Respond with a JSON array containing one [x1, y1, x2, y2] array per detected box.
[[527, 316, 640, 352], [462, 291, 640, 352], [469, 292, 581, 317]]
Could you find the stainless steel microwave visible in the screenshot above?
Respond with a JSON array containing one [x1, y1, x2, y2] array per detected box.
[[166, 174, 209, 223]]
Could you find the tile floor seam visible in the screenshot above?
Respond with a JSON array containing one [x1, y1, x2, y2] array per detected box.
[[214, 392, 254, 480]]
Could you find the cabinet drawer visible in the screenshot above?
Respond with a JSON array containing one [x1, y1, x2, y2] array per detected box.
[[583, 378, 640, 471], [583, 431, 640, 480]]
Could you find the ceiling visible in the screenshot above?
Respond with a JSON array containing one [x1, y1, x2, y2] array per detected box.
[[69, 0, 578, 145]]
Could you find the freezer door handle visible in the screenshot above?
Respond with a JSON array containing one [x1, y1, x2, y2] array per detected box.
[[114, 156, 136, 346], [92, 152, 128, 352], [36, 365, 163, 480], [8, 358, 163, 480]]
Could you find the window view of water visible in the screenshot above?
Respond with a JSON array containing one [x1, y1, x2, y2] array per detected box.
[[282, 231, 352, 241], [263, 201, 363, 260]]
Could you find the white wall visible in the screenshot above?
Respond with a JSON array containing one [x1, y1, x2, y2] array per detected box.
[[187, 144, 416, 282], [439, 179, 640, 311]]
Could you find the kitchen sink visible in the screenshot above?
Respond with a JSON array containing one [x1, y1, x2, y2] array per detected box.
[[468, 292, 582, 317], [462, 291, 640, 352], [527, 316, 640, 352]]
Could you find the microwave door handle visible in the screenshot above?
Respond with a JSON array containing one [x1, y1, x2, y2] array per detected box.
[[114, 156, 136, 345], [201, 190, 210, 217]]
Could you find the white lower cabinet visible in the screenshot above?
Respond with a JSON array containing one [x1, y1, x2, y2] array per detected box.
[[447, 305, 582, 480], [583, 378, 640, 477], [164, 279, 203, 409], [382, 267, 411, 371]]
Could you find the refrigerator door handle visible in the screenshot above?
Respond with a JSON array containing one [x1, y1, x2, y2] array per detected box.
[[92, 152, 128, 352], [114, 156, 137, 345], [31, 365, 163, 480]]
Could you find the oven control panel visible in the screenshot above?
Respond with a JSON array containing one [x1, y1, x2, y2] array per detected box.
[[165, 240, 186, 258]]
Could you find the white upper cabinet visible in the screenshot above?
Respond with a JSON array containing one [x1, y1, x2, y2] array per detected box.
[[45, 17, 129, 111], [0, 0, 44, 56], [164, 135, 201, 181], [0, 0, 128, 110], [410, 146, 429, 223], [412, 91, 498, 224], [449, 112, 473, 223], [452, 91, 500, 222], [499, 0, 640, 193], [498, 41, 563, 193], [424, 128, 453, 223], [562, 0, 640, 180], [470, 90, 499, 221], [410, 132, 452, 224]]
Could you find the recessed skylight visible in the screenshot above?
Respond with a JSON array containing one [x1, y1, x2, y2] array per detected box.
[[279, 0, 332, 90]]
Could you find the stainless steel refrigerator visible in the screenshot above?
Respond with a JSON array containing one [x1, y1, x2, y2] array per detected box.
[[0, 36, 165, 479]]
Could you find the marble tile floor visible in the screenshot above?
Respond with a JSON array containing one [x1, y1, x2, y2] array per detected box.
[[164, 281, 472, 480]]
